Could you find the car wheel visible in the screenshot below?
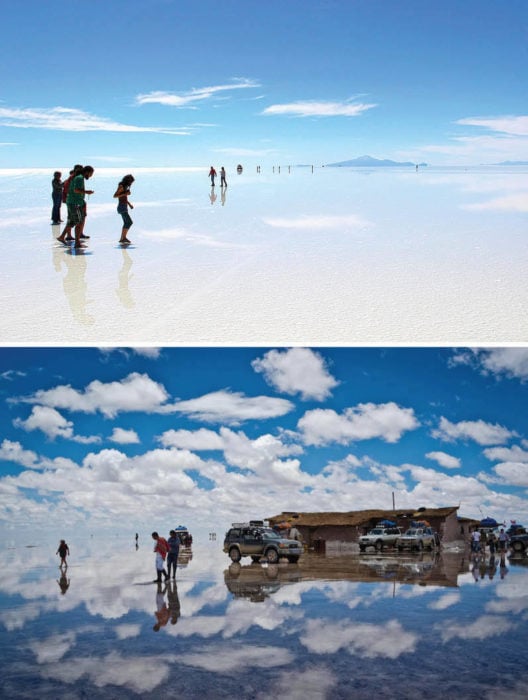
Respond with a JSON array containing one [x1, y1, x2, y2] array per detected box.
[[229, 547, 241, 562], [359, 546, 366, 552], [512, 541, 525, 553], [266, 548, 279, 564], [375, 540, 383, 551]]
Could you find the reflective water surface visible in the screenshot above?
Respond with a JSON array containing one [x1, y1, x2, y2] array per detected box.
[[1, 166, 527, 343], [1, 538, 527, 699]]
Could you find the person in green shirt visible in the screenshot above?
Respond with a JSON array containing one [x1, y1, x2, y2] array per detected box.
[[64, 165, 94, 248]]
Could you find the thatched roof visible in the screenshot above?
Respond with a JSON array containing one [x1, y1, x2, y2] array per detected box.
[[267, 506, 459, 528]]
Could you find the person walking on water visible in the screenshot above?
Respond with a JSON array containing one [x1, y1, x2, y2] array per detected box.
[[167, 530, 180, 579], [56, 539, 70, 568], [51, 171, 63, 224], [209, 166, 217, 186], [220, 166, 227, 187], [151, 531, 169, 583], [113, 174, 135, 244]]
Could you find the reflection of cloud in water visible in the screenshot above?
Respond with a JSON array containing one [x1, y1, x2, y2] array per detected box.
[[439, 613, 515, 642], [114, 623, 141, 639], [263, 214, 370, 230], [428, 591, 461, 610], [41, 651, 171, 693], [178, 643, 294, 673], [464, 193, 528, 212], [256, 665, 337, 700], [140, 226, 250, 249], [300, 618, 417, 658], [29, 631, 76, 663]]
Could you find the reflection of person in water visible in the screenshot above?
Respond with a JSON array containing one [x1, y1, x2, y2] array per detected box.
[[116, 248, 135, 309], [57, 570, 70, 594], [153, 582, 170, 631], [58, 251, 95, 326], [167, 579, 181, 625], [209, 187, 217, 205], [500, 552, 508, 580]]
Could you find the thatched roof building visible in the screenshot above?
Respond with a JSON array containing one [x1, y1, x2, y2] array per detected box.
[[267, 507, 462, 544]]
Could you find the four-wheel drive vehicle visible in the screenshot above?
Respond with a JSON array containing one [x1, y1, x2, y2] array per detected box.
[[509, 533, 528, 554], [359, 527, 402, 552], [396, 527, 437, 552], [224, 525, 303, 564]]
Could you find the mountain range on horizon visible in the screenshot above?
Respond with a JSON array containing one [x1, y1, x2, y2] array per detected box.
[[325, 155, 427, 167]]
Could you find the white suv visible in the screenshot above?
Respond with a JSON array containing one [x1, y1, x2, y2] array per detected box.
[[396, 527, 437, 552], [359, 527, 402, 552]]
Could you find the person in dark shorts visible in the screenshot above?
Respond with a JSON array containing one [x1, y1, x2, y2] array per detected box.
[[56, 539, 70, 567], [51, 171, 63, 224], [57, 165, 82, 243], [167, 529, 180, 579], [209, 166, 217, 186], [220, 166, 227, 187], [113, 174, 135, 244], [65, 166, 94, 248]]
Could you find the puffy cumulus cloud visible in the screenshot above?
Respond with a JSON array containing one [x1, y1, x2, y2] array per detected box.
[[114, 624, 141, 640], [252, 348, 339, 401], [29, 631, 77, 664], [298, 402, 419, 446], [450, 348, 528, 381], [438, 614, 515, 642], [493, 462, 528, 487], [14, 406, 74, 440], [0, 439, 39, 468], [19, 372, 170, 418], [300, 618, 416, 658], [432, 417, 515, 446], [178, 643, 294, 673], [484, 445, 528, 463], [166, 390, 294, 424], [13, 406, 100, 444], [262, 100, 376, 118], [158, 427, 224, 450], [425, 451, 461, 469], [109, 427, 140, 444]]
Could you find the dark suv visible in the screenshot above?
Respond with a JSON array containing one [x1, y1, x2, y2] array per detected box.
[[223, 524, 303, 564]]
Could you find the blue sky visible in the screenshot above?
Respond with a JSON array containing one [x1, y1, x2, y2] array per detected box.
[[1, 346, 527, 535], [1, 0, 527, 167]]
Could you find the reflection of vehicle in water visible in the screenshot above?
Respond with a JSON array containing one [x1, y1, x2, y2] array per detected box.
[[177, 547, 193, 568], [359, 552, 438, 584], [224, 522, 303, 564], [224, 562, 301, 602]]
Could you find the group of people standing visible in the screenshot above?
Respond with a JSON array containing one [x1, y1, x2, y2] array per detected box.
[[209, 166, 227, 187], [152, 530, 182, 583], [51, 167, 135, 247], [471, 528, 509, 554]]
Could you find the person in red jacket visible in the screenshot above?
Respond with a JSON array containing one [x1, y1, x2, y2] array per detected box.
[[151, 531, 169, 583]]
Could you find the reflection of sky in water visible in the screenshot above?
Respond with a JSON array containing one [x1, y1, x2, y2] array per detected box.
[[1, 166, 527, 343], [1, 538, 528, 698]]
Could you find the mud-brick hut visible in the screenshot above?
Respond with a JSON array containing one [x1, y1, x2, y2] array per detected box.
[[267, 507, 461, 548]]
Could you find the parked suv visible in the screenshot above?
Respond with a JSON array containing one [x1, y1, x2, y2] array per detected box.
[[509, 533, 528, 554], [396, 527, 437, 552], [223, 524, 303, 564], [359, 527, 402, 552]]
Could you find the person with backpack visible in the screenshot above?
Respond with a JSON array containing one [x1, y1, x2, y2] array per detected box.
[[151, 531, 169, 583]]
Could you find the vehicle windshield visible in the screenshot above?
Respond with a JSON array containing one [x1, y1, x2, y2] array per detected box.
[[404, 529, 419, 536], [261, 530, 281, 539], [369, 529, 383, 535]]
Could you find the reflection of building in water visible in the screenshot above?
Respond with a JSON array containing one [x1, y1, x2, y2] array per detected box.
[[116, 248, 135, 309], [224, 551, 469, 603], [53, 247, 95, 326]]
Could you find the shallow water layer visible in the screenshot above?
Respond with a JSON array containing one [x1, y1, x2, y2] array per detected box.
[[1, 538, 527, 699], [1, 166, 527, 343]]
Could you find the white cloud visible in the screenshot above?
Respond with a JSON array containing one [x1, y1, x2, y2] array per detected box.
[[0, 439, 39, 469], [14, 406, 74, 440], [0, 106, 190, 135], [158, 428, 224, 450], [136, 78, 260, 108], [484, 445, 528, 463], [476, 348, 528, 381], [432, 417, 515, 446], [252, 348, 339, 401], [439, 614, 515, 642], [456, 115, 528, 137], [298, 402, 419, 446], [109, 428, 140, 444], [425, 451, 461, 469], [493, 462, 528, 487], [166, 390, 294, 424], [19, 372, 170, 418], [262, 100, 376, 118], [178, 644, 293, 673]]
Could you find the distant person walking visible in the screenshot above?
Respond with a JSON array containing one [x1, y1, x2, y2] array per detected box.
[[51, 171, 63, 224], [113, 174, 135, 244], [56, 539, 70, 568], [167, 530, 180, 579], [209, 166, 217, 186], [151, 531, 169, 583], [220, 166, 227, 187]]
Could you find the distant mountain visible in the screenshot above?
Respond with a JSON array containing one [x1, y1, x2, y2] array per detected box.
[[495, 160, 528, 166], [326, 155, 426, 167]]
